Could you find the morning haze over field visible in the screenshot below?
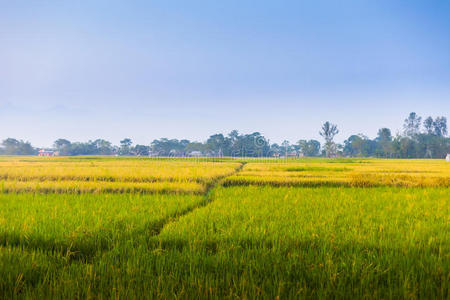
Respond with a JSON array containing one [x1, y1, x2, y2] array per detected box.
[[0, 1, 449, 299], [1, 0, 449, 146]]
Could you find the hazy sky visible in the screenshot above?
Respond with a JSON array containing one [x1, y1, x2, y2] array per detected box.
[[1, 0, 449, 147]]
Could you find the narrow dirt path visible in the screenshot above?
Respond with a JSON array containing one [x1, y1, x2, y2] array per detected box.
[[151, 161, 246, 236]]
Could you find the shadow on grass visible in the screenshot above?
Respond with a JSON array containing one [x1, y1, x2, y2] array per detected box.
[[91, 237, 449, 299], [0, 163, 246, 262]]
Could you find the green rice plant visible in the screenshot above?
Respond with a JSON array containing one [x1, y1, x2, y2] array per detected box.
[[0, 180, 205, 194], [0, 193, 203, 259], [0, 246, 67, 296], [0, 157, 448, 299], [153, 186, 449, 299]]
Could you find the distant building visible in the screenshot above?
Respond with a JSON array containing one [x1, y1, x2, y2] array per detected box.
[[38, 149, 57, 157], [148, 150, 158, 157], [286, 151, 299, 157], [188, 151, 202, 157], [278, 151, 299, 159]]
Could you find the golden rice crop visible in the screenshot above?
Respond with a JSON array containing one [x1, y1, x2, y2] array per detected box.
[[225, 159, 450, 187], [0, 158, 240, 184], [0, 156, 449, 298], [0, 180, 205, 194], [0, 157, 241, 194]]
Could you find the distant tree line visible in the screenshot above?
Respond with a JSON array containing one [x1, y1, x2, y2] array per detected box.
[[341, 113, 448, 158], [0, 138, 36, 155], [1, 112, 448, 158]]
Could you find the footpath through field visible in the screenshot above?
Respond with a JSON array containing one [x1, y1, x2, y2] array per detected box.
[[1, 158, 448, 299], [152, 161, 247, 236]]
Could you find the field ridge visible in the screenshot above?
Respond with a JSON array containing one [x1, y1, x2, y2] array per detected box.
[[1, 158, 448, 299], [151, 162, 247, 237]]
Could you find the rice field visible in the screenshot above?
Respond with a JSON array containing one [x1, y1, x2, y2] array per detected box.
[[0, 157, 449, 299], [224, 159, 450, 187], [0, 157, 241, 194]]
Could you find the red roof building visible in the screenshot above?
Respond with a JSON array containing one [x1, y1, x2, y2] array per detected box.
[[38, 149, 56, 157]]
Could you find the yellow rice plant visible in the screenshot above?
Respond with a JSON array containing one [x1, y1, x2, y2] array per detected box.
[[0, 159, 241, 183], [0, 180, 205, 194], [226, 159, 450, 187]]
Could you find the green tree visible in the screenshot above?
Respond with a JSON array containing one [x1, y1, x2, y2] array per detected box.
[[133, 145, 150, 156], [2, 138, 36, 155], [206, 134, 231, 156], [403, 112, 422, 137], [433, 116, 447, 137], [376, 128, 393, 157], [53, 139, 72, 155], [319, 122, 339, 157], [119, 138, 132, 155], [298, 139, 321, 156], [423, 117, 434, 135], [94, 139, 113, 155]]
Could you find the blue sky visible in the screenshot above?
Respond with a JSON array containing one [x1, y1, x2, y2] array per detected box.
[[1, 0, 449, 147]]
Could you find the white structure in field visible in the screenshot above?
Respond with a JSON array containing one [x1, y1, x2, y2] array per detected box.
[[446, 154, 450, 162]]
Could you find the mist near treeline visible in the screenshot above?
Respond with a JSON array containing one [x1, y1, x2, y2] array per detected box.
[[1, 112, 448, 158]]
